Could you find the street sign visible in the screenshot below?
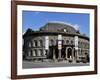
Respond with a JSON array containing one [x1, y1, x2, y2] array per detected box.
[[45, 36, 49, 50]]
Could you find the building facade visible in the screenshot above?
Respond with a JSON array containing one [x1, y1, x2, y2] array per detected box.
[[23, 22, 90, 63]]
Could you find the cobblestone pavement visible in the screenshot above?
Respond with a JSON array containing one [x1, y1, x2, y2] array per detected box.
[[22, 60, 89, 69]]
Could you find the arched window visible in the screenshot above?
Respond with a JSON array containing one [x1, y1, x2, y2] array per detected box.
[[38, 49, 43, 56], [31, 50, 33, 56], [66, 40, 69, 44], [39, 40, 43, 47], [34, 40, 38, 47], [71, 40, 73, 44], [28, 50, 32, 56], [32, 50, 36, 56], [32, 41, 34, 47], [28, 41, 32, 47], [34, 50, 37, 56], [28, 51, 31, 56]]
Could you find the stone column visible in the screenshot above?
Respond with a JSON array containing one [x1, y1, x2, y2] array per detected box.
[[65, 48, 68, 60]]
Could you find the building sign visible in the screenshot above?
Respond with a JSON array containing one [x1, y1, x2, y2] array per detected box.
[[58, 41, 62, 49], [58, 35, 62, 40], [45, 36, 49, 50], [74, 36, 78, 50], [58, 35, 62, 50]]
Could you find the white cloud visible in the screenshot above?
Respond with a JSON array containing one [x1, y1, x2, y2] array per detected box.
[[73, 24, 80, 31]]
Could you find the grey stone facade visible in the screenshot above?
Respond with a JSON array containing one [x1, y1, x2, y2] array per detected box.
[[23, 22, 89, 63]]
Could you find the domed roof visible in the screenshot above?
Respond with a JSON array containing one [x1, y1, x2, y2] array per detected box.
[[40, 21, 77, 34]]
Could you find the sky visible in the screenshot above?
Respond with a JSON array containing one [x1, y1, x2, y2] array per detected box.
[[22, 10, 90, 37]]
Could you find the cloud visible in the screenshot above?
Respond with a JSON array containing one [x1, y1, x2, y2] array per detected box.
[[73, 24, 80, 31]]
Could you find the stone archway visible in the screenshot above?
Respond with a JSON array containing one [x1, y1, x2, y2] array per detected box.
[[67, 47, 72, 58]]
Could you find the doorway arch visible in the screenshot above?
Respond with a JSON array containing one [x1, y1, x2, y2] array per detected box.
[[67, 47, 72, 58]]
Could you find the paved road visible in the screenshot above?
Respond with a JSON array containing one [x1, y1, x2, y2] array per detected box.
[[22, 60, 89, 69]]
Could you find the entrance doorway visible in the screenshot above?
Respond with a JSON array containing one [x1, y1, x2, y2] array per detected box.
[[49, 46, 73, 60], [67, 48, 72, 58], [61, 47, 66, 58], [49, 46, 58, 59]]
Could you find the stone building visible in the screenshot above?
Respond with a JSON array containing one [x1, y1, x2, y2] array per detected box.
[[23, 22, 90, 63]]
